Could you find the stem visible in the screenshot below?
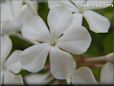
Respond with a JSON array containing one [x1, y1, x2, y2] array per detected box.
[[85, 53, 113, 62], [85, 56, 106, 62], [95, 64, 104, 67], [11, 33, 38, 45], [66, 78, 71, 85], [66, 75, 71, 85], [76, 55, 107, 68]]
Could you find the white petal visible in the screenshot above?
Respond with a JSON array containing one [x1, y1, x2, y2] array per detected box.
[[23, 0, 38, 15], [105, 52, 114, 62], [48, 0, 63, 9], [1, 2, 24, 34], [83, 11, 110, 33], [1, 35, 12, 61], [25, 73, 50, 84], [72, 0, 87, 8], [22, 16, 50, 42], [1, 2, 13, 22], [63, 1, 79, 12], [1, 70, 4, 85], [6, 50, 22, 74], [72, 0, 87, 4], [1, 1, 37, 34], [48, 6, 73, 39], [4, 70, 23, 85], [6, 0, 36, 19], [100, 62, 114, 83], [48, 0, 78, 12], [17, 3, 37, 21], [57, 26, 91, 55], [2, 20, 22, 35], [8, 3, 38, 34], [85, 0, 113, 9], [8, 0, 23, 16], [20, 43, 49, 73], [50, 47, 76, 79], [71, 13, 83, 27], [71, 67, 97, 84]]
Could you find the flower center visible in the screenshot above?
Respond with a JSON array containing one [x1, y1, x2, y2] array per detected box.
[[49, 34, 57, 46], [79, 8, 84, 14]]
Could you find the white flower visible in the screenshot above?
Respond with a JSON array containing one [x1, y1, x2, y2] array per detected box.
[[1, 35, 23, 84], [48, 0, 112, 33], [20, 7, 92, 80], [71, 63, 114, 84], [1, 49, 23, 84], [1, 0, 37, 35]]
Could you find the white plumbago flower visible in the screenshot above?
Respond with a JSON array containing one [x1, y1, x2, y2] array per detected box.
[[25, 72, 51, 85], [20, 6, 92, 80], [71, 62, 114, 84], [1, 49, 23, 85], [48, 0, 112, 33], [1, 0, 37, 35]]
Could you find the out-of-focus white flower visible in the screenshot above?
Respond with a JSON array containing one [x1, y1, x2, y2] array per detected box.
[[48, 0, 112, 33], [71, 67, 97, 84], [1, 0, 37, 35], [1, 49, 23, 85], [1, 36, 23, 84], [71, 63, 114, 84], [25, 72, 51, 85], [20, 6, 91, 80]]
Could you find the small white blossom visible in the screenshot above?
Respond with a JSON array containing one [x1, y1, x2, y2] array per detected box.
[[1, 0, 38, 61], [48, 0, 112, 33], [1, 35, 23, 84], [1, 49, 23, 84], [1, 0, 37, 35], [20, 7, 91, 80]]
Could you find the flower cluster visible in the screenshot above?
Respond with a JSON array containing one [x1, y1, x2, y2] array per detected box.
[[0, 0, 113, 85]]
